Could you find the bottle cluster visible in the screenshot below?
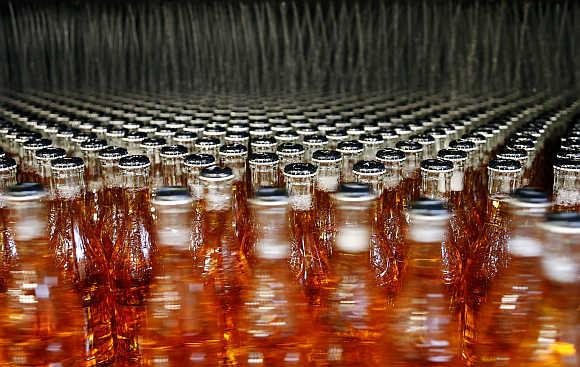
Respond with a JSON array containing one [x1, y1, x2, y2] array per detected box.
[[0, 90, 578, 366]]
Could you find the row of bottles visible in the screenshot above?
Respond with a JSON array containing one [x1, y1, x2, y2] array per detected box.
[[0, 90, 578, 366]]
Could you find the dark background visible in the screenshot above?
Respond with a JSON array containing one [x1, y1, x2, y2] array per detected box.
[[0, 0, 577, 95]]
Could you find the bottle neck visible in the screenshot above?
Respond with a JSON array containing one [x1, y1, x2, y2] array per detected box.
[[53, 167, 86, 200], [100, 158, 123, 189], [203, 179, 234, 211], [221, 156, 247, 183], [0, 168, 17, 193], [421, 170, 451, 201], [161, 156, 185, 186], [487, 169, 521, 198], [553, 168, 579, 208], [382, 161, 403, 189], [403, 151, 422, 179], [250, 163, 278, 195], [286, 175, 316, 211], [316, 162, 341, 193], [341, 152, 362, 182]]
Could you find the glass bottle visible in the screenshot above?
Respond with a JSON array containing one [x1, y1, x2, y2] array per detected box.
[[219, 143, 251, 259], [183, 153, 216, 257], [173, 130, 197, 151], [96, 146, 129, 258], [196, 166, 245, 363], [112, 155, 156, 363], [0, 156, 17, 294], [20, 138, 52, 181], [240, 187, 312, 365], [395, 140, 423, 207], [283, 162, 328, 303], [122, 131, 147, 155], [249, 152, 279, 194], [79, 138, 108, 225], [336, 140, 364, 183], [390, 198, 459, 366], [420, 158, 463, 306], [303, 135, 329, 162], [472, 188, 551, 366], [322, 183, 389, 365], [49, 157, 115, 365], [326, 129, 349, 150], [497, 147, 530, 187], [33, 147, 67, 188], [465, 157, 523, 348], [552, 157, 580, 212], [277, 143, 305, 186], [410, 133, 436, 159], [140, 137, 167, 190], [250, 136, 277, 154], [159, 144, 188, 187], [529, 212, 579, 367], [358, 133, 384, 160], [142, 187, 219, 366], [449, 138, 481, 227], [311, 150, 342, 259], [375, 148, 407, 291], [1, 183, 84, 365], [194, 137, 221, 157]]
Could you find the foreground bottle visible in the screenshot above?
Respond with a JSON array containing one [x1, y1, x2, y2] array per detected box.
[[322, 182, 389, 366], [0, 156, 17, 293], [528, 211, 579, 367], [142, 186, 219, 366], [199, 165, 249, 362], [49, 157, 115, 366], [1, 183, 84, 365], [112, 155, 156, 364], [390, 198, 460, 366], [239, 187, 312, 365], [470, 188, 551, 366]]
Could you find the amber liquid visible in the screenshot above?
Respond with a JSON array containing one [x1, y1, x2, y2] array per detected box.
[[201, 204, 250, 363], [96, 186, 125, 258], [322, 252, 390, 365], [462, 168, 483, 231], [391, 237, 461, 366], [462, 198, 511, 364], [240, 260, 311, 366], [50, 196, 115, 366], [313, 189, 336, 259], [112, 188, 155, 363], [288, 208, 329, 304], [402, 173, 421, 209], [142, 245, 220, 366], [377, 187, 406, 291], [473, 255, 544, 366], [233, 180, 252, 260], [0, 207, 13, 293]]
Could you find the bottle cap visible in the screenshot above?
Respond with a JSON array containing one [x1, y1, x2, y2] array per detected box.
[[35, 147, 67, 161], [488, 158, 522, 172], [98, 146, 128, 160], [333, 182, 376, 202], [0, 156, 17, 171], [358, 133, 384, 144], [152, 186, 193, 206], [160, 144, 189, 158], [553, 157, 580, 172], [249, 152, 279, 165], [23, 138, 52, 150], [80, 138, 107, 151], [376, 148, 406, 162], [497, 147, 527, 161], [303, 134, 328, 145], [337, 140, 364, 153], [449, 139, 477, 152], [140, 137, 167, 148], [249, 187, 289, 206], [437, 149, 468, 162], [51, 156, 85, 170], [539, 212, 580, 234], [118, 155, 151, 169], [200, 166, 235, 181], [283, 162, 317, 178], [122, 131, 147, 142], [420, 158, 454, 172], [410, 197, 449, 217], [353, 160, 386, 176], [509, 187, 550, 207], [4, 182, 46, 201], [395, 140, 423, 153], [311, 149, 342, 163], [219, 143, 248, 156], [277, 142, 305, 155], [194, 137, 221, 148], [410, 133, 435, 144], [183, 153, 216, 167]]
